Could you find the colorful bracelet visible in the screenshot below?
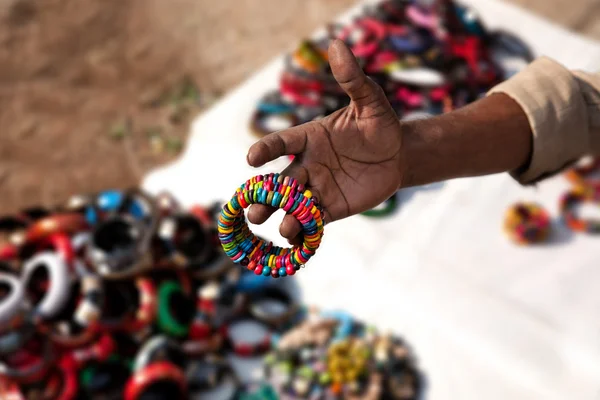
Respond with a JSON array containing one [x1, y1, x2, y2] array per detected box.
[[503, 202, 551, 244], [564, 157, 600, 188], [559, 185, 600, 234], [218, 174, 325, 279]]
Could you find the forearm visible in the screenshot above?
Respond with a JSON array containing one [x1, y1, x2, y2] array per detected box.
[[400, 93, 532, 187]]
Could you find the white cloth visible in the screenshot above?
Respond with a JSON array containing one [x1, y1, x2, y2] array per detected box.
[[143, 1, 600, 398]]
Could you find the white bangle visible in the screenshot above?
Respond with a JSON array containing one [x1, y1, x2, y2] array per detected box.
[[22, 251, 71, 319]]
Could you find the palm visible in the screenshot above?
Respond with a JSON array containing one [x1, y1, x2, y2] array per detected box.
[[246, 39, 404, 240], [299, 100, 402, 220]]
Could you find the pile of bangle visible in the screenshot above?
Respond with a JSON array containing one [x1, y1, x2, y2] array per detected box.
[[249, 0, 532, 218], [219, 173, 325, 278], [503, 202, 551, 245], [262, 309, 421, 400], [0, 188, 421, 399]]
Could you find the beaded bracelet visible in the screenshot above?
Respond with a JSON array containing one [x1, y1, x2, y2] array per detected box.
[[564, 157, 600, 188], [503, 202, 551, 245], [559, 185, 600, 234], [218, 174, 325, 279]]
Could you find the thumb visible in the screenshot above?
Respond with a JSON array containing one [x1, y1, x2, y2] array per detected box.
[[328, 39, 379, 104]]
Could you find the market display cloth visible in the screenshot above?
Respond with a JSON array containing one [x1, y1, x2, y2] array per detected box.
[[143, 0, 600, 398]]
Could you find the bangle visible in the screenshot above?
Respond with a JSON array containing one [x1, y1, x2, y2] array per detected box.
[[0, 379, 24, 400], [87, 215, 152, 279], [249, 109, 299, 138], [133, 335, 186, 373], [78, 356, 131, 400], [338, 18, 386, 59], [21, 251, 72, 321], [41, 273, 102, 348], [87, 189, 156, 224], [560, 186, 600, 233], [406, 4, 439, 31], [361, 195, 398, 218], [156, 281, 193, 337], [218, 173, 325, 279], [24, 213, 88, 244], [67, 333, 115, 367], [503, 202, 551, 244], [389, 31, 430, 54], [124, 361, 187, 400], [73, 273, 103, 328], [564, 157, 600, 188], [185, 356, 236, 392], [156, 213, 213, 269], [0, 273, 25, 325], [249, 286, 299, 329], [222, 316, 272, 357], [0, 336, 53, 383], [0, 324, 34, 355], [98, 280, 139, 331], [124, 277, 158, 332]]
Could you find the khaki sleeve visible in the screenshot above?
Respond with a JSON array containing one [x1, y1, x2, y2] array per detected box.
[[488, 57, 600, 184]]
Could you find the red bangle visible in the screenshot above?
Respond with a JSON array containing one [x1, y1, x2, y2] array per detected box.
[[24, 213, 88, 244], [124, 361, 187, 400], [125, 277, 158, 332], [54, 358, 79, 400], [338, 17, 386, 58]]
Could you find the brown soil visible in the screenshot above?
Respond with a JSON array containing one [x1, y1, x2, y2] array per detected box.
[[0, 0, 597, 215]]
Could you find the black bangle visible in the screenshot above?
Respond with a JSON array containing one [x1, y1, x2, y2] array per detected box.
[[155, 213, 213, 269], [249, 286, 300, 329]]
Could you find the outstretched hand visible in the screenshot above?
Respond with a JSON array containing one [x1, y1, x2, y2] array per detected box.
[[246, 39, 405, 243]]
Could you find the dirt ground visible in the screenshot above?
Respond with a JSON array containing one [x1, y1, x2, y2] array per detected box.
[[0, 0, 597, 215]]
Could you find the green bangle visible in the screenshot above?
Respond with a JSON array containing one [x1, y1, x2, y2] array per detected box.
[[361, 195, 398, 218], [157, 281, 191, 337]]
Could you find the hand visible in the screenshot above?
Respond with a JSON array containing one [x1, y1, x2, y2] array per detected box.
[[246, 39, 404, 243]]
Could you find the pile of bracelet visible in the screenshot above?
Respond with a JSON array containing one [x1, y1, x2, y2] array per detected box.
[[261, 309, 421, 400], [0, 188, 421, 399], [250, 0, 532, 218], [219, 173, 325, 279], [504, 157, 600, 244]]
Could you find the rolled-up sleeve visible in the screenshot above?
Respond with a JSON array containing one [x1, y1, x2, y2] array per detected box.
[[488, 57, 600, 184]]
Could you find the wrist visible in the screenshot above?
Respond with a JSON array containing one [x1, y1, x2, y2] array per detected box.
[[398, 94, 533, 188], [398, 117, 442, 189]]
